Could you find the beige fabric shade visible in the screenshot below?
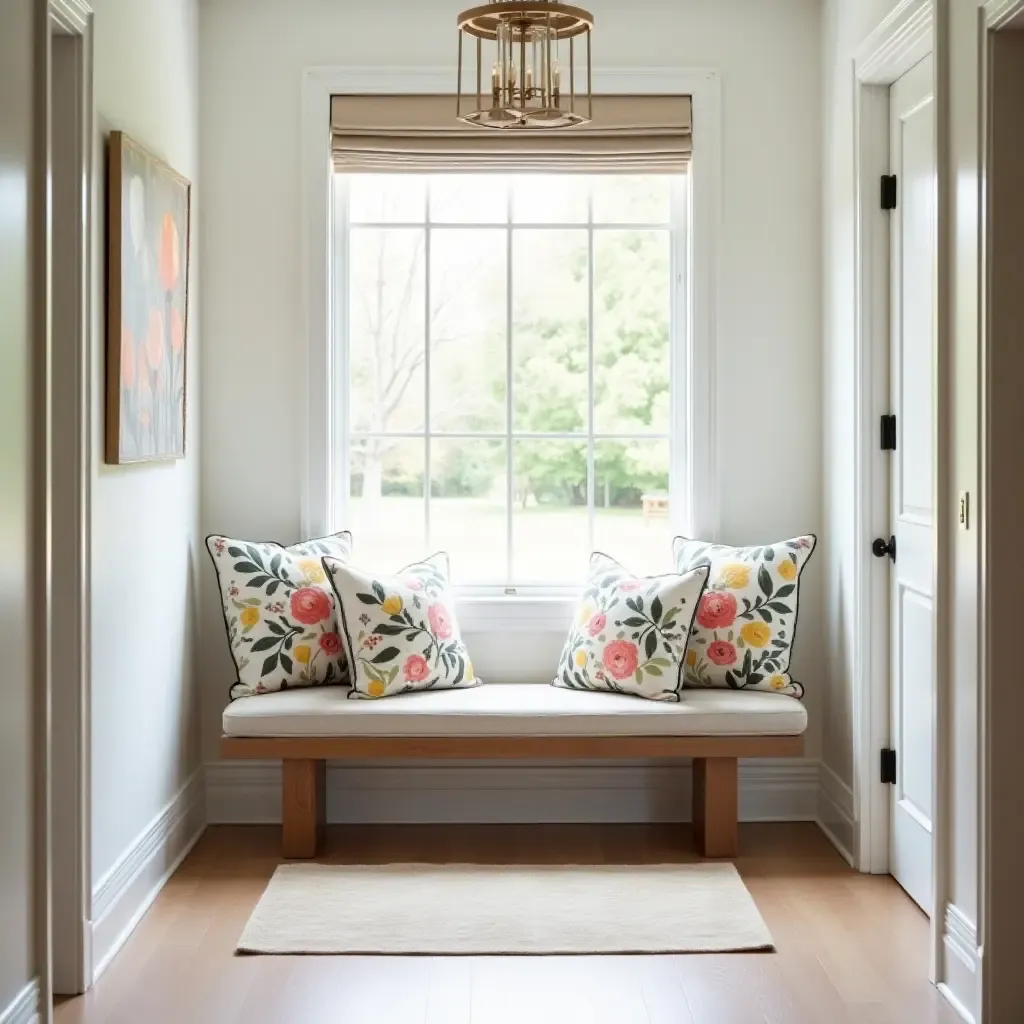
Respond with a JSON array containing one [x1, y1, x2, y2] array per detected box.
[[330, 94, 692, 173]]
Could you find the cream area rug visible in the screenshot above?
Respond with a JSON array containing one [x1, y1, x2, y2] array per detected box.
[[237, 862, 773, 955]]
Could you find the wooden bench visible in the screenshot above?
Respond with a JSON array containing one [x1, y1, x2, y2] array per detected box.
[[221, 684, 806, 860]]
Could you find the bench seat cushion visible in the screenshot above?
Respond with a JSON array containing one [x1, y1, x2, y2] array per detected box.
[[222, 683, 807, 738]]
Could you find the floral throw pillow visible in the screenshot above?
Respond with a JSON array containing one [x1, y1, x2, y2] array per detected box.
[[673, 534, 817, 698], [552, 552, 710, 702], [207, 531, 353, 700], [322, 552, 478, 700]]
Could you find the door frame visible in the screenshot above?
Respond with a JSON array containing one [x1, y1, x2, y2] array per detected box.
[[978, 4, 1024, 1021], [852, 0, 947, 980], [47, 0, 94, 997], [852, 0, 937, 874]]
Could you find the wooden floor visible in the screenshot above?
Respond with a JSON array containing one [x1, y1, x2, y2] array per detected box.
[[54, 823, 959, 1024]]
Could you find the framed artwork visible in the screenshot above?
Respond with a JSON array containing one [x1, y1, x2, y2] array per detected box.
[[105, 131, 191, 463]]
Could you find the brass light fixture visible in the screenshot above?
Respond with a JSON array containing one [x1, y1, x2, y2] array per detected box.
[[456, 1, 594, 129]]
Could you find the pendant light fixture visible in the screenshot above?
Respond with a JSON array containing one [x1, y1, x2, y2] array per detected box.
[[456, 1, 594, 129]]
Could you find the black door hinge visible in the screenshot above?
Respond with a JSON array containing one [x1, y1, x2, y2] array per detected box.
[[880, 748, 897, 785], [881, 174, 898, 210], [880, 414, 897, 450]]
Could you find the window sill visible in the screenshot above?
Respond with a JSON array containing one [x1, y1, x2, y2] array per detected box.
[[454, 594, 578, 633]]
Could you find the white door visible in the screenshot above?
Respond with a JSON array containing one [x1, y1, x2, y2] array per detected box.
[[886, 54, 936, 916]]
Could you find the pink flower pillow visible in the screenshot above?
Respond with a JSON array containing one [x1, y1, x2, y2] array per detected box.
[[206, 531, 353, 700], [322, 552, 478, 700], [673, 534, 816, 697], [553, 553, 710, 702]]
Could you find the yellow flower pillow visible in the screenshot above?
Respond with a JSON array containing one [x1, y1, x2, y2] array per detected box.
[[206, 531, 353, 700], [553, 553, 710, 702], [322, 552, 479, 700], [672, 535, 816, 698]]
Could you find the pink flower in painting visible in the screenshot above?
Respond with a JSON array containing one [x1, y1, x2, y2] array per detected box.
[[403, 654, 430, 682], [706, 640, 737, 666], [121, 325, 135, 388], [619, 580, 643, 592], [290, 587, 331, 625], [588, 613, 606, 637], [696, 591, 737, 630], [319, 631, 341, 656], [159, 212, 180, 292], [602, 640, 639, 680], [145, 307, 165, 371], [428, 603, 453, 640], [403, 576, 423, 591]]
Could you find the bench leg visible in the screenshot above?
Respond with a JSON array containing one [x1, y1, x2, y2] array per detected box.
[[693, 756, 738, 858], [282, 758, 325, 858]]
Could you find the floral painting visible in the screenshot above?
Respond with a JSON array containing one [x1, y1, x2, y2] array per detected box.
[[322, 552, 478, 700], [552, 552, 710, 702], [106, 132, 190, 463]]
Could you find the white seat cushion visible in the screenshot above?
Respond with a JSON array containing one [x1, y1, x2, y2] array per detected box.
[[222, 684, 807, 738]]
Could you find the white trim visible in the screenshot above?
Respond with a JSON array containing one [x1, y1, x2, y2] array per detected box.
[[855, 0, 934, 83], [850, 2, 935, 885], [47, 0, 94, 999], [0, 981, 39, 1024], [938, 904, 980, 1024], [48, 0, 90, 33], [301, 65, 721, 544], [816, 762, 856, 867], [206, 757, 818, 826], [90, 770, 205, 982], [983, 0, 1024, 29]]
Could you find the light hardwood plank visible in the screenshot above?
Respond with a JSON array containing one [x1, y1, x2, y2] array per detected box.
[[52, 824, 944, 1024]]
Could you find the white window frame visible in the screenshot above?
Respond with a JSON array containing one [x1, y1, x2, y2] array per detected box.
[[302, 67, 721, 629]]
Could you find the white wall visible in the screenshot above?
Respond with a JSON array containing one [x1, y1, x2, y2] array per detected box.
[[89, 0, 203, 892], [199, 0, 824, 773]]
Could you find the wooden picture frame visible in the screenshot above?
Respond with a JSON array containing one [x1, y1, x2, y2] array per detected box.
[[105, 131, 191, 464]]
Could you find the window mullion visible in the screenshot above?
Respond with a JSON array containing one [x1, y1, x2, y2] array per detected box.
[[505, 183, 514, 584], [424, 182, 432, 550], [586, 182, 596, 555]]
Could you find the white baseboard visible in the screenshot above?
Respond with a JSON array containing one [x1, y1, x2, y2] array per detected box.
[[206, 757, 820, 825], [939, 903, 980, 1023], [0, 981, 38, 1024], [90, 768, 207, 981], [816, 762, 856, 865]]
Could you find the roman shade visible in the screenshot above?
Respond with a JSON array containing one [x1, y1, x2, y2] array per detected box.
[[330, 95, 692, 173]]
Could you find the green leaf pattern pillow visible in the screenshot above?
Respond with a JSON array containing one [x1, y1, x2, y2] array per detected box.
[[552, 552, 710, 702], [206, 532, 353, 700], [322, 552, 479, 700], [673, 534, 816, 698]]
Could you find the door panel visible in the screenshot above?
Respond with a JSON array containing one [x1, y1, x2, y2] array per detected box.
[[888, 54, 935, 916]]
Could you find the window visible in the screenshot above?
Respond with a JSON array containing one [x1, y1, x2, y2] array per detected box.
[[332, 172, 687, 590]]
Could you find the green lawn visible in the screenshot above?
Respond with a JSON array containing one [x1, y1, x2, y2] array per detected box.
[[347, 496, 674, 584]]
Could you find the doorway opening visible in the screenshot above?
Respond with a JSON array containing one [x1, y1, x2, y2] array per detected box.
[[850, 0, 940, 973]]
